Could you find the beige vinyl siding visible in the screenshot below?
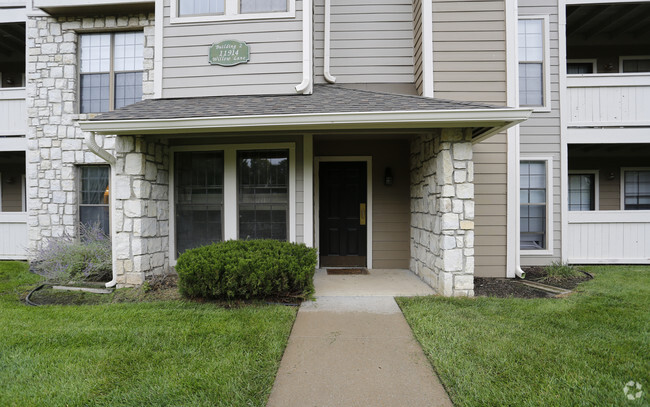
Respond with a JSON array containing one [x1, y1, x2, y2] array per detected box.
[[519, 0, 562, 266], [314, 138, 410, 269], [431, 0, 508, 277], [314, 0, 415, 85], [162, 0, 304, 97], [167, 134, 305, 243]]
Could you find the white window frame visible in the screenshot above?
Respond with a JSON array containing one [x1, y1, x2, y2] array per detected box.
[[77, 164, 111, 235], [518, 15, 551, 112], [568, 170, 599, 211], [171, 0, 295, 24], [169, 142, 296, 265], [619, 55, 650, 73], [567, 59, 597, 75], [521, 156, 554, 256], [620, 167, 650, 210]]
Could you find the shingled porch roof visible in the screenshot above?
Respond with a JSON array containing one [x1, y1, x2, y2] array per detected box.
[[79, 85, 531, 142]]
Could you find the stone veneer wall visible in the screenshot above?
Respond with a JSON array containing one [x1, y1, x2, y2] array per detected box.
[[112, 136, 169, 286], [410, 128, 475, 296], [26, 14, 155, 248]]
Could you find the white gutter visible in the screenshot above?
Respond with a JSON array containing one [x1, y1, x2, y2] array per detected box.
[[295, 0, 313, 93], [84, 132, 118, 288], [79, 108, 532, 135], [323, 0, 336, 84]]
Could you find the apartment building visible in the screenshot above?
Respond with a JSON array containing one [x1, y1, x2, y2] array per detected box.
[[0, 0, 646, 294]]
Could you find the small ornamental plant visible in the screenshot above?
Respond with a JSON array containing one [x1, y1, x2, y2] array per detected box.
[[31, 223, 112, 283], [176, 240, 317, 300]]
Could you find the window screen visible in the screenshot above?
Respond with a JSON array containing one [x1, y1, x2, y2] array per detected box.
[[240, 0, 287, 13], [174, 151, 224, 256], [521, 161, 546, 250], [238, 150, 289, 240], [79, 165, 110, 236], [568, 174, 595, 211], [624, 170, 650, 210], [518, 19, 544, 106]]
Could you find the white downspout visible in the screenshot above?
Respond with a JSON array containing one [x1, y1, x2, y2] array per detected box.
[[323, 0, 336, 84], [295, 0, 313, 93], [514, 126, 526, 279], [84, 132, 119, 287]]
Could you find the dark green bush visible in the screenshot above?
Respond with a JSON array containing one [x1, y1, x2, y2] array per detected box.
[[176, 240, 317, 300]]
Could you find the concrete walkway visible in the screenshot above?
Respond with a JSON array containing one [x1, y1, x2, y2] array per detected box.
[[266, 270, 453, 407]]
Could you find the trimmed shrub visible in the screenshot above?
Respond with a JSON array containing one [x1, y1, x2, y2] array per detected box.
[[176, 240, 318, 300]]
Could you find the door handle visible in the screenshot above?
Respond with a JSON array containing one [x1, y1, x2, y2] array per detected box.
[[360, 203, 366, 226]]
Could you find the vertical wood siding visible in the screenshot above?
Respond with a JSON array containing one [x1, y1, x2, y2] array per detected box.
[[519, 0, 562, 267], [162, 0, 304, 97], [314, 0, 415, 84], [431, 0, 509, 277]]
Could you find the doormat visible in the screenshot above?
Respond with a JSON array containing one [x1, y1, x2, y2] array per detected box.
[[326, 268, 368, 275]]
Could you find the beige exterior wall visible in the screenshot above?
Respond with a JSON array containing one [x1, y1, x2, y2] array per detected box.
[[519, 0, 561, 266], [431, 0, 508, 277], [314, 0, 415, 85], [162, 0, 304, 97], [314, 137, 410, 269]]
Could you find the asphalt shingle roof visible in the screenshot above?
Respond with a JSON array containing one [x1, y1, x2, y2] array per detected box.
[[91, 85, 502, 121]]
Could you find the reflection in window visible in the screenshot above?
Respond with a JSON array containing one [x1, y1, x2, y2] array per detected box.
[[238, 150, 288, 240], [240, 0, 286, 13], [179, 0, 224, 15], [518, 19, 545, 106], [174, 151, 224, 256], [521, 161, 546, 250], [79, 165, 110, 236], [624, 170, 650, 210], [568, 174, 595, 211], [80, 32, 143, 113]]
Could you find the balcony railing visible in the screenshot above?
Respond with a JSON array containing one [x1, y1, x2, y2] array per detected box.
[[566, 73, 650, 127], [0, 88, 26, 137], [0, 212, 28, 260], [566, 210, 650, 264]]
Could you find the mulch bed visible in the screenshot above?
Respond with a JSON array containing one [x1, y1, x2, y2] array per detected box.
[[474, 266, 593, 299]]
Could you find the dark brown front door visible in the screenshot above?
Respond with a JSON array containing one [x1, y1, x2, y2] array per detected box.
[[319, 161, 367, 267]]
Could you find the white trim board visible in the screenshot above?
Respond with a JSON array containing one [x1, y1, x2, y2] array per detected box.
[[505, 0, 518, 278], [314, 156, 373, 270], [168, 142, 297, 266]]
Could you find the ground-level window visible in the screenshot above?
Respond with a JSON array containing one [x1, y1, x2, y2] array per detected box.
[[520, 161, 546, 250], [238, 150, 288, 240], [568, 173, 595, 211], [79, 165, 110, 236], [174, 151, 224, 256], [623, 170, 650, 210]]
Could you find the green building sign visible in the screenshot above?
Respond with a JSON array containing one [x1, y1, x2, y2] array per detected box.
[[209, 40, 250, 67]]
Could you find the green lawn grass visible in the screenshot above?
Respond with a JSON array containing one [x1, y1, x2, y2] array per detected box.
[[0, 261, 297, 407], [398, 266, 650, 407]]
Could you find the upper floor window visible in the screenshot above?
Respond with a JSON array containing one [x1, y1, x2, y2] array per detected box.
[[79, 32, 143, 113], [518, 17, 549, 109], [175, 0, 292, 21], [623, 169, 650, 210], [620, 56, 650, 73]]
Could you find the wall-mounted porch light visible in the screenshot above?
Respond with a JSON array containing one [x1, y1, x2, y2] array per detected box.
[[384, 167, 393, 186]]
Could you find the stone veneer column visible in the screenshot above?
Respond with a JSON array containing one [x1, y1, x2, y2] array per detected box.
[[112, 136, 169, 286], [410, 128, 474, 297], [26, 14, 155, 251]]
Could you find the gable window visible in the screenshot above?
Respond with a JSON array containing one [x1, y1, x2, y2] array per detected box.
[[521, 161, 547, 250], [238, 150, 289, 240], [79, 165, 110, 236], [518, 17, 549, 109], [623, 170, 650, 210], [568, 173, 596, 211], [174, 0, 293, 21], [79, 32, 143, 113]]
